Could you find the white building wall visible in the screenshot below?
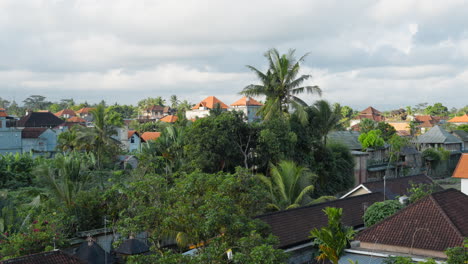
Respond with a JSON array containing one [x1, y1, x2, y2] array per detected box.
[[461, 179, 468, 196], [185, 109, 211, 120], [129, 135, 141, 152]]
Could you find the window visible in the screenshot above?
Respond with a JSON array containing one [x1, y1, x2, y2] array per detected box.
[[130, 136, 135, 143]]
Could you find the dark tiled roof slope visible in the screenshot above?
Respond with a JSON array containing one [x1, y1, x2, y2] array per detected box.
[[17, 112, 64, 128], [115, 238, 150, 255], [256, 192, 384, 248], [356, 189, 468, 252], [1, 250, 85, 264], [363, 174, 443, 200], [21, 127, 48, 139]]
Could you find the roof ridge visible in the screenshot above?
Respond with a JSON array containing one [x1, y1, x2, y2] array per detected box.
[[255, 192, 383, 218]]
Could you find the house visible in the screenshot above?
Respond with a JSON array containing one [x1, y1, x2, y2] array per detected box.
[[388, 122, 411, 137], [76, 107, 95, 122], [21, 127, 58, 156], [413, 115, 444, 134], [414, 125, 462, 153], [340, 174, 443, 199], [229, 96, 263, 122], [447, 114, 468, 125], [256, 193, 383, 263], [160, 115, 178, 123], [185, 96, 229, 120], [17, 111, 64, 128], [350, 107, 384, 127], [1, 250, 85, 264], [0, 108, 22, 154], [451, 130, 468, 151], [127, 131, 141, 152], [140, 105, 166, 120], [55, 109, 77, 119], [452, 153, 468, 195], [141, 132, 161, 142], [356, 189, 468, 259]]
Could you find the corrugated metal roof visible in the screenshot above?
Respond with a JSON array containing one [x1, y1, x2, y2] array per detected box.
[[453, 130, 468, 141], [414, 125, 462, 144]]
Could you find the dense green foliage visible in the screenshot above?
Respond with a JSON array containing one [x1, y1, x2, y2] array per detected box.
[[445, 238, 468, 264], [0, 153, 36, 189], [363, 200, 403, 227], [310, 207, 355, 264], [358, 129, 385, 150]]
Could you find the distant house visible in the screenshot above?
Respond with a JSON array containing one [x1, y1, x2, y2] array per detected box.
[[1, 250, 85, 264], [74, 238, 114, 264], [356, 189, 468, 259], [115, 236, 150, 257], [185, 96, 229, 120], [141, 132, 161, 142], [21, 127, 58, 156], [0, 108, 22, 154], [160, 115, 178, 123], [447, 114, 468, 125], [412, 115, 445, 134], [387, 122, 411, 137], [67, 116, 87, 124], [453, 153, 468, 195], [229, 96, 263, 122], [127, 131, 141, 152], [256, 193, 383, 263], [414, 125, 463, 153], [76, 107, 95, 122], [340, 174, 442, 199], [55, 109, 77, 119], [17, 111, 64, 128], [350, 107, 384, 128], [141, 105, 166, 120], [452, 130, 468, 151]]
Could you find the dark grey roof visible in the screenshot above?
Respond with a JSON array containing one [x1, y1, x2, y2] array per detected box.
[[453, 130, 468, 141], [2, 250, 85, 264], [115, 238, 149, 255], [400, 146, 419, 155], [74, 241, 113, 264], [17, 112, 64, 128], [328, 131, 362, 150], [414, 125, 462, 144]]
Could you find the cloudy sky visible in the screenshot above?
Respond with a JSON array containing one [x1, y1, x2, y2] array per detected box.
[[1, 0, 468, 110]]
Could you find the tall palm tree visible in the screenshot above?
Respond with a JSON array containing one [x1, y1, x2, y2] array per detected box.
[[242, 48, 322, 122], [170, 95, 179, 109], [74, 104, 121, 168], [311, 100, 342, 145], [258, 160, 316, 211]]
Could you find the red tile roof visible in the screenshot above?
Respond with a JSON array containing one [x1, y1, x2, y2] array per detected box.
[[160, 115, 178, 123], [146, 105, 165, 112], [1, 250, 85, 264], [141, 132, 161, 142], [448, 114, 468, 123], [354, 107, 384, 122], [66, 116, 86, 123], [128, 130, 139, 139], [192, 96, 229, 110], [0, 108, 7, 117], [76, 107, 95, 114], [356, 189, 468, 252], [230, 96, 263, 106], [54, 109, 76, 117], [257, 192, 384, 248], [453, 154, 468, 179]]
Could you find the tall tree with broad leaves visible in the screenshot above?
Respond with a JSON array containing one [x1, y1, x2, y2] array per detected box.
[[310, 100, 342, 145], [241, 48, 321, 123]]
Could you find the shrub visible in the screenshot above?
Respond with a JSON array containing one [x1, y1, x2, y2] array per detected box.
[[363, 200, 403, 227]]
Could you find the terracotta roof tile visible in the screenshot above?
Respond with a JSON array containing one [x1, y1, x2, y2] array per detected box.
[[160, 115, 178, 123], [141, 132, 161, 142], [230, 96, 263, 106], [146, 105, 165, 112], [128, 130, 139, 139], [1, 250, 85, 264], [0, 108, 7, 117], [448, 114, 468, 123], [256, 192, 384, 248], [66, 116, 86, 123], [192, 96, 228, 110], [54, 109, 76, 117], [76, 107, 95, 114], [356, 189, 468, 252], [453, 154, 468, 179]]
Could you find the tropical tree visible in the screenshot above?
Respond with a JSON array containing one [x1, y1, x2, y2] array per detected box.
[[358, 130, 385, 150], [310, 207, 356, 264], [242, 48, 321, 122], [310, 100, 342, 144], [74, 104, 121, 168], [170, 95, 179, 109], [258, 160, 316, 211]]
